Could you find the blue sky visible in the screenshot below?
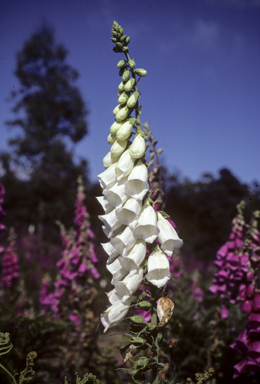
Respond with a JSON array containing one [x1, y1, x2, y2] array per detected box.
[[1, 0, 260, 185]]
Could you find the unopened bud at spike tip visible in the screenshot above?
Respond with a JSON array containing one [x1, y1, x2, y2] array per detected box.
[[135, 68, 147, 77]]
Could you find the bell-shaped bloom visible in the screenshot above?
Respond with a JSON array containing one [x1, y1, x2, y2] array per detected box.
[[103, 151, 120, 168], [106, 256, 128, 284], [120, 240, 146, 272], [157, 212, 183, 255], [130, 134, 146, 159], [104, 176, 129, 208], [125, 160, 149, 201], [115, 197, 142, 225], [116, 118, 135, 141], [98, 163, 117, 190], [157, 296, 174, 324], [106, 288, 123, 305], [146, 244, 171, 288], [102, 224, 124, 239], [101, 241, 120, 264], [101, 296, 133, 333], [99, 209, 122, 238], [96, 196, 114, 214], [110, 139, 128, 157], [110, 120, 123, 135], [132, 199, 159, 243], [115, 148, 134, 180], [114, 268, 143, 303], [111, 226, 136, 256]]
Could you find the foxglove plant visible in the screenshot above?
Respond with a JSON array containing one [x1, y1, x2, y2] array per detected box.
[[97, 21, 183, 383], [210, 201, 260, 378]]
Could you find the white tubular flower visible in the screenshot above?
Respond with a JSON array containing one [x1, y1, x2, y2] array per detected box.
[[129, 134, 146, 159], [132, 199, 159, 243], [101, 296, 133, 333], [107, 133, 116, 145], [98, 163, 117, 190], [96, 196, 114, 214], [125, 160, 149, 201], [120, 239, 146, 271], [102, 224, 124, 239], [116, 118, 135, 141], [146, 244, 171, 288], [104, 176, 129, 208], [115, 148, 134, 180], [106, 288, 123, 305], [110, 139, 128, 157], [115, 197, 142, 225], [107, 256, 128, 284], [114, 268, 143, 303], [99, 209, 122, 238], [157, 212, 183, 255], [101, 241, 120, 264], [103, 151, 120, 168], [111, 226, 136, 256]]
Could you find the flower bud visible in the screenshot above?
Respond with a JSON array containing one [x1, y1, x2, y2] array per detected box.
[[117, 60, 125, 69], [113, 104, 123, 116], [110, 139, 127, 157], [127, 92, 138, 108], [135, 68, 147, 77], [130, 134, 146, 159], [118, 81, 125, 92], [124, 78, 135, 92], [107, 133, 116, 145], [118, 92, 129, 105], [115, 148, 134, 180], [128, 60, 136, 69], [116, 118, 135, 141], [122, 70, 130, 82], [116, 106, 130, 122], [110, 121, 123, 135], [103, 151, 120, 168]]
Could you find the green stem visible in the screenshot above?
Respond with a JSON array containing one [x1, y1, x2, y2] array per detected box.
[[0, 362, 17, 384], [150, 288, 159, 384]]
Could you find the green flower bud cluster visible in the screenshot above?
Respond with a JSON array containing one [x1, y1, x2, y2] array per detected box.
[[111, 21, 130, 53]]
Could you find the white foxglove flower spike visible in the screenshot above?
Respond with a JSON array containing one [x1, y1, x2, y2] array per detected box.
[[130, 133, 146, 159], [104, 176, 129, 207], [115, 148, 134, 180], [96, 196, 114, 214], [111, 226, 136, 256], [146, 244, 171, 288], [114, 268, 143, 303], [157, 212, 183, 255], [120, 239, 146, 271], [101, 296, 134, 333], [115, 197, 142, 225], [125, 160, 149, 201], [98, 163, 117, 190], [132, 199, 159, 243]]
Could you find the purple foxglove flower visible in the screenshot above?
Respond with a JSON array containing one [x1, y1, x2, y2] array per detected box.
[[220, 305, 229, 319], [100, 296, 133, 333], [230, 329, 249, 355], [115, 197, 142, 225], [248, 341, 260, 359], [125, 160, 149, 201], [240, 299, 253, 314], [157, 212, 183, 255], [132, 199, 159, 244], [111, 226, 136, 256], [146, 244, 171, 288], [104, 176, 128, 207], [115, 148, 134, 180], [233, 359, 247, 378], [253, 291, 260, 312]]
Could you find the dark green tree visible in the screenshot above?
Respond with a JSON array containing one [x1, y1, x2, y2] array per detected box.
[[1, 25, 89, 233]]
